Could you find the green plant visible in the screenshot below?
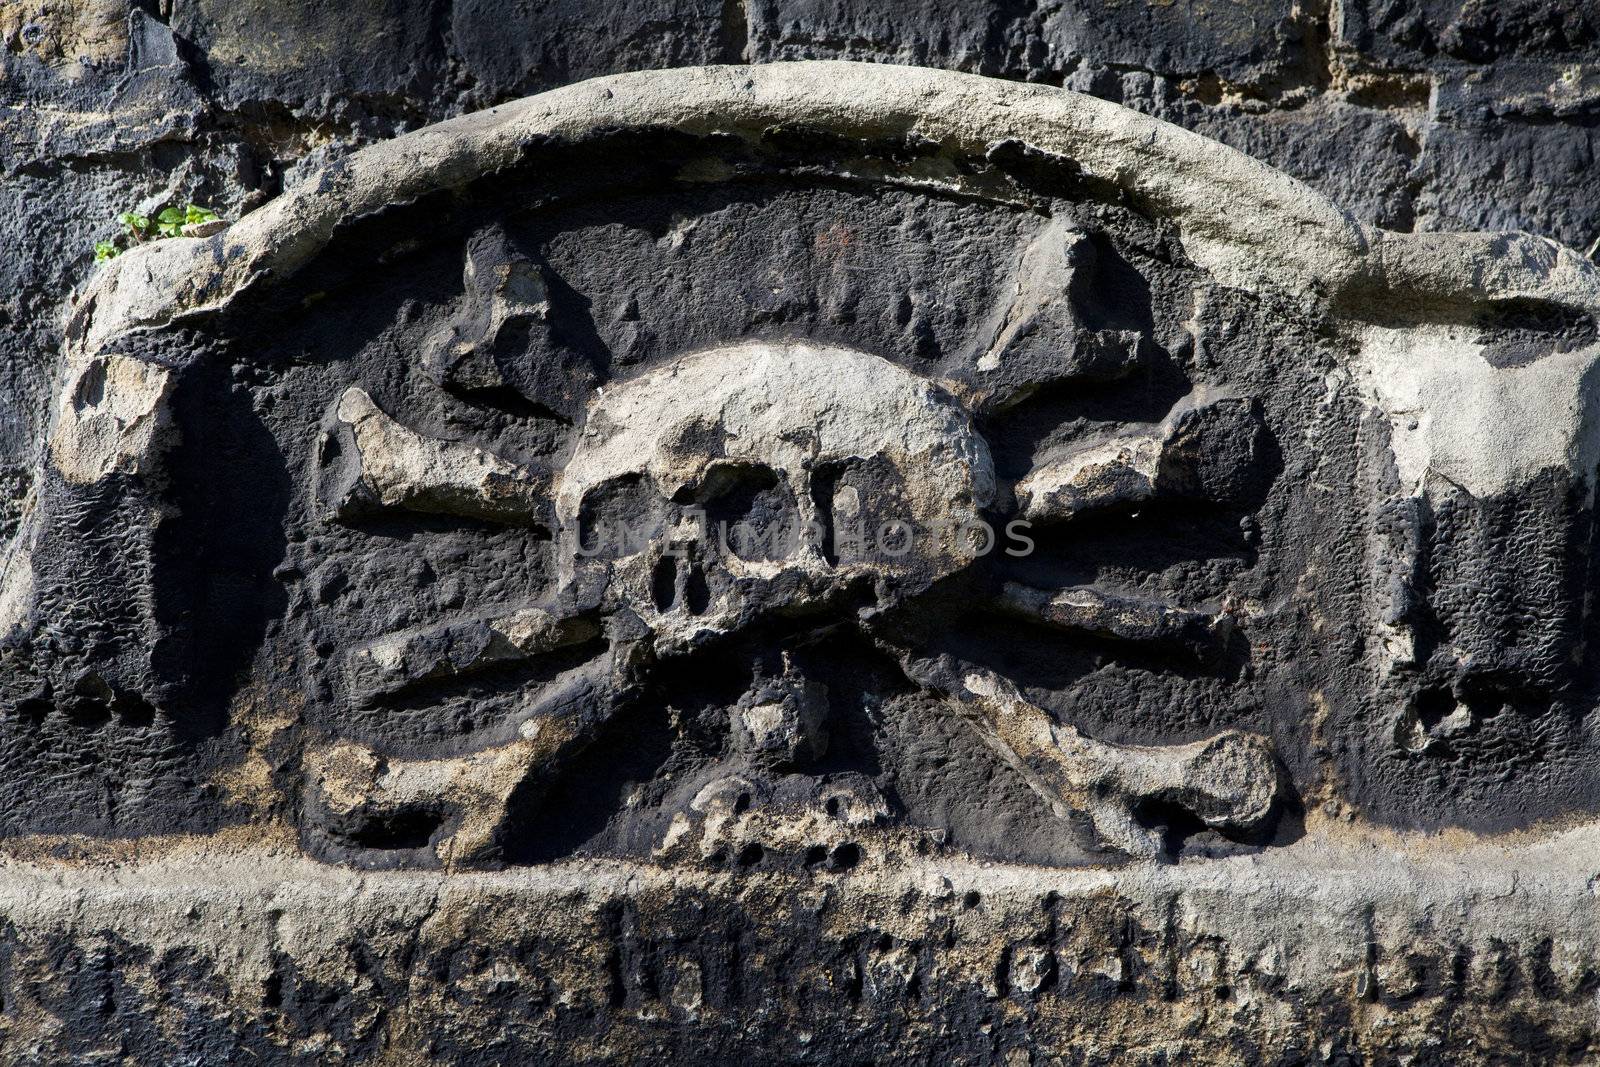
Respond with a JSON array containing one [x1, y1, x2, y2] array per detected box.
[[155, 203, 219, 237], [94, 203, 222, 263], [155, 208, 184, 237]]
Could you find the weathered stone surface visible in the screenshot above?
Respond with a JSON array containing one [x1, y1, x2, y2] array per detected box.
[[3, 0, 1599, 555], [2, 58, 1599, 1059], [169, 0, 458, 115], [0, 827, 1596, 1064], [1337, 0, 1600, 64], [1, 0, 1599, 1051]]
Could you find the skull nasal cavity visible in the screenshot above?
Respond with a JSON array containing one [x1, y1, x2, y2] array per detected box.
[[650, 555, 711, 615], [651, 555, 677, 612]]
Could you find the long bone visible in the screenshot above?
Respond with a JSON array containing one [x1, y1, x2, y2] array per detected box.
[[939, 219, 1158, 414], [311, 625, 648, 867], [344, 602, 602, 703], [1018, 388, 1265, 523], [309, 732, 548, 866], [901, 654, 1280, 856], [323, 387, 548, 524], [997, 581, 1235, 660], [309, 669, 611, 867]]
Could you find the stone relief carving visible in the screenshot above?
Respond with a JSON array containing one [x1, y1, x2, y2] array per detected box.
[[306, 335, 1280, 865], [2, 62, 1598, 884]]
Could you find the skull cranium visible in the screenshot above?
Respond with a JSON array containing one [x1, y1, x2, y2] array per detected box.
[[553, 340, 998, 648]]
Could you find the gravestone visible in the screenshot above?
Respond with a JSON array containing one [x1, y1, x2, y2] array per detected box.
[[3, 62, 1599, 1061]]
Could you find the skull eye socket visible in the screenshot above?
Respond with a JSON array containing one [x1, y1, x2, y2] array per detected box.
[[697, 463, 798, 564], [810, 457, 913, 568], [576, 473, 667, 561]]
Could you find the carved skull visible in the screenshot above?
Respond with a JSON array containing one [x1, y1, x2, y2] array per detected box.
[[552, 340, 997, 651]]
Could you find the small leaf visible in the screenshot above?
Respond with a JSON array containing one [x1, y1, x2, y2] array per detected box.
[[118, 212, 150, 237], [94, 241, 120, 262], [155, 206, 185, 237], [185, 204, 218, 225]]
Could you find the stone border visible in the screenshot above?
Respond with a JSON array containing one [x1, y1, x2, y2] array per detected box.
[[5, 822, 1597, 995], [0, 824, 1596, 1058], [71, 61, 1600, 359]]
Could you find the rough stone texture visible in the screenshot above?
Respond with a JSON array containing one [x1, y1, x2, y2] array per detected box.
[[3, 5, 1600, 1062], [4, 0, 1600, 475], [1, 59, 1598, 1060], [1, 826, 1598, 1064]]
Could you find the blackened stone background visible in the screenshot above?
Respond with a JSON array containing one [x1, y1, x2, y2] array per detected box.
[[2, 0, 1595, 485]]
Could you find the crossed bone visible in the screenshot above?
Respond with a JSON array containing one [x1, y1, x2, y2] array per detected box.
[[308, 342, 1281, 866]]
